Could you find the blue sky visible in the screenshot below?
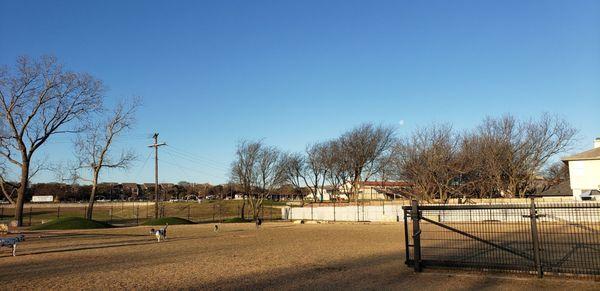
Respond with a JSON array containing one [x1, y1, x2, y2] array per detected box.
[[1, 0, 599, 184]]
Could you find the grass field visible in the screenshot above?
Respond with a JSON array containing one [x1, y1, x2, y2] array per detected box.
[[0, 222, 598, 290]]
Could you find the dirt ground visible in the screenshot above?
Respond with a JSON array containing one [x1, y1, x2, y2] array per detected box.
[[0, 222, 598, 290]]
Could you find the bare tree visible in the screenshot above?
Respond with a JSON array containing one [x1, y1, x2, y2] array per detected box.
[[302, 142, 330, 202], [230, 140, 284, 221], [394, 124, 461, 202], [280, 152, 306, 204], [476, 114, 577, 197], [544, 161, 569, 185], [394, 114, 577, 201], [0, 56, 103, 225], [339, 123, 395, 202], [231, 140, 260, 220], [75, 99, 139, 220], [322, 139, 350, 201], [255, 146, 285, 218]]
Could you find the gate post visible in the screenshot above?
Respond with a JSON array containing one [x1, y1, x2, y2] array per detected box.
[[403, 208, 410, 265], [529, 198, 543, 278], [411, 199, 422, 272]]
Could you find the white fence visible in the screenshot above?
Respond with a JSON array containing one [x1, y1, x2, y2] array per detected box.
[[282, 202, 600, 223], [282, 205, 404, 222]]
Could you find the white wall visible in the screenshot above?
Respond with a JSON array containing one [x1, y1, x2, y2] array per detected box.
[[568, 160, 600, 200], [282, 205, 404, 222]]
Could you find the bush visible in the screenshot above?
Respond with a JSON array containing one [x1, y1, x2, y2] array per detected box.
[[30, 217, 114, 230]]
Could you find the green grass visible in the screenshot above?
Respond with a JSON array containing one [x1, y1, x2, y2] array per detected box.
[[30, 217, 114, 230], [141, 217, 195, 226], [222, 217, 249, 223]]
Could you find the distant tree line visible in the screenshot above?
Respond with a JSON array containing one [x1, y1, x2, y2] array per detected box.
[[0, 181, 257, 203], [392, 114, 575, 202], [231, 114, 577, 218]]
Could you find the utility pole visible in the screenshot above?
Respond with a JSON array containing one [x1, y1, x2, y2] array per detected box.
[[148, 133, 166, 218]]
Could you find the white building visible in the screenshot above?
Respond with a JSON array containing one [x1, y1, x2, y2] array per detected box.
[[305, 188, 349, 201], [562, 138, 600, 200]]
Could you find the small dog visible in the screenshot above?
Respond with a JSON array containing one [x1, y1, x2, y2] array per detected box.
[[149, 223, 168, 242], [213, 224, 219, 232], [0, 234, 25, 256]]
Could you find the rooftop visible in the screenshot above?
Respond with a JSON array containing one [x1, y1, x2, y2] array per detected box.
[[562, 147, 600, 162]]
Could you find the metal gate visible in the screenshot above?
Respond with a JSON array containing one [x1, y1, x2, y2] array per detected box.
[[403, 199, 600, 277]]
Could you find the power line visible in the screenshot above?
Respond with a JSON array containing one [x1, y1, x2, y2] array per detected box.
[[163, 150, 198, 181], [163, 147, 229, 172], [159, 159, 226, 181], [134, 151, 153, 177], [167, 145, 230, 168]]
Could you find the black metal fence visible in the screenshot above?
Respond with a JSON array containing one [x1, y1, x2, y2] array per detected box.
[[403, 199, 600, 278], [0, 201, 282, 227]]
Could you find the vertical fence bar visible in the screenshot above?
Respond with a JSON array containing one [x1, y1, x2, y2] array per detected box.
[[110, 205, 113, 224], [529, 198, 543, 278], [333, 201, 336, 222], [403, 208, 410, 265], [411, 200, 422, 272], [362, 201, 365, 221], [136, 205, 139, 226], [57, 205, 60, 219], [29, 206, 32, 226]]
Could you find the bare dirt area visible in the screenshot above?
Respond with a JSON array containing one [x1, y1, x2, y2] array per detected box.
[[0, 223, 598, 290]]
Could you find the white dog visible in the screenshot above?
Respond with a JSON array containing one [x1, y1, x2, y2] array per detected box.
[[149, 224, 168, 242], [0, 234, 25, 256]]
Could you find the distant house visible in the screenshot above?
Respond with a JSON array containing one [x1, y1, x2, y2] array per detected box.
[[562, 138, 600, 201], [305, 187, 339, 201], [339, 181, 411, 200]]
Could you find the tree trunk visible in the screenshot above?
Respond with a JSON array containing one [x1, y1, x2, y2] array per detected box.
[[86, 170, 99, 220], [353, 174, 360, 205], [240, 195, 246, 220], [14, 160, 30, 227]]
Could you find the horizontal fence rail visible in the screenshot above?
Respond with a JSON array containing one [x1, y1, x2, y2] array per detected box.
[[403, 200, 600, 278]]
